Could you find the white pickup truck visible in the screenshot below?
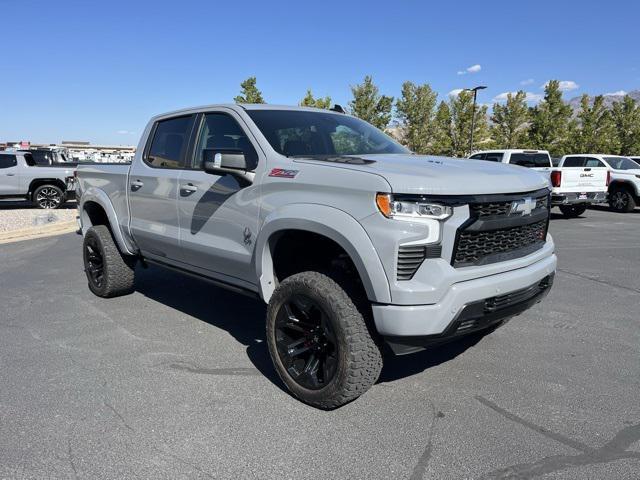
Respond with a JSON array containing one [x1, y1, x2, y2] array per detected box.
[[469, 150, 609, 217]]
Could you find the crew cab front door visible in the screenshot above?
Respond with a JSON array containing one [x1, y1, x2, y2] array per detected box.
[[0, 154, 22, 195], [175, 110, 262, 287], [128, 114, 196, 261]]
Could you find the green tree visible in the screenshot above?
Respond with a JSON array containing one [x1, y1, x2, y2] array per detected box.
[[430, 101, 453, 156], [528, 80, 572, 156], [449, 90, 490, 157], [234, 76, 265, 104], [349, 75, 393, 130], [299, 89, 332, 109], [395, 81, 438, 153], [611, 95, 640, 155], [573, 95, 619, 153], [491, 91, 530, 148]]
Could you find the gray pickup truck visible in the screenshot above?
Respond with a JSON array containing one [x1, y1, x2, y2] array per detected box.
[[76, 104, 557, 408], [0, 150, 76, 208]]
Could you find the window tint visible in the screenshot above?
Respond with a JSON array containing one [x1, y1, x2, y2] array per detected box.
[[29, 150, 53, 165], [509, 153, 551, 168], [484, 152, 504, 162], [146, 115, 195, 169], [194, 113, 258, 170], [562, 156, 584, 167], [604, 157, 638, 170], [0, 154, 17, 168], [246, 110, 408, 157], [584, 157, 605, 168], [469, 153, 485, 160]]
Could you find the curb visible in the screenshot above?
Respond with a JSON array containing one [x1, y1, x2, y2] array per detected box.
[[0, 220, 78, 245]]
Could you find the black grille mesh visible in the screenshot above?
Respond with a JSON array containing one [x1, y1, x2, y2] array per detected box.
[[453, 220, 547, 267], [469, 195, 549, 217]]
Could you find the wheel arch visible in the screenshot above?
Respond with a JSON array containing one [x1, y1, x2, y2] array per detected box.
[[255, 204, 391, 304], [79, 188, 137, 255], [609, 179, 639, 198], [29, 178, 66, 197]]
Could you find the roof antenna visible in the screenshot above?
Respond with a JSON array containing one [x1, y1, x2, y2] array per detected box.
[[330, 104, 346, 113]]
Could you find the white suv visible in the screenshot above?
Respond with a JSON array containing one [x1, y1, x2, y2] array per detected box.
[[592, 155, 640, 212]]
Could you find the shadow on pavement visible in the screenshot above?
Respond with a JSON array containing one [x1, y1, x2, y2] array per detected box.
[[134, 264, 484, 393]]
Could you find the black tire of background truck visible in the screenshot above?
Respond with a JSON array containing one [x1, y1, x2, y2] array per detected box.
[[559, 205, 587, 217], [32, 184, 64, 209], [83, 225, 136, 298], [266, 271, 383, 409], [609, 187, 636, 213]]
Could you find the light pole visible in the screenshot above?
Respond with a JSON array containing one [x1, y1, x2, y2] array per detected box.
[[464, 85, 487, 155]]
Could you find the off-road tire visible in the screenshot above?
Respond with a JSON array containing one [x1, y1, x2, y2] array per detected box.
[[83, 225, 136, 298], [609, 187, 636, 213], [559, 205, 587, 217], [266, 271, 383, 409], [33, 184, 64, 209]]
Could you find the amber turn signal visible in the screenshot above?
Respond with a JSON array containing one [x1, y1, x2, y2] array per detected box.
[[376, 193, 392, 218]]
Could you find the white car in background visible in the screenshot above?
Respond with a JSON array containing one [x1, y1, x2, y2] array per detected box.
[[468, 150, 609, 217], [592, 155, 640, 212]]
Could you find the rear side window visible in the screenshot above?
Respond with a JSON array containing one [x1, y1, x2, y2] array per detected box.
[[484, 152, 504, 162], [145, 115, 195, 169], [0, 154, 17, 168], [469, 153, 485, 160], [584, 157, 605, 168], [30, 150, 53, 165], [562, 156, 584, 167], [509, 153, 551, 168]]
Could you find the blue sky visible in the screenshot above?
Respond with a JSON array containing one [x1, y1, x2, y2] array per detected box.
[[1, 0, 639, 144]]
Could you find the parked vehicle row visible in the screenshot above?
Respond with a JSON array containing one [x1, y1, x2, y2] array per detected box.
[[0, 150, 76, 208], [469, 149, 639, 216], [76, 104, 557, 408]]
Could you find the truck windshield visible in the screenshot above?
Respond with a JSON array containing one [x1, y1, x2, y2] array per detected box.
[[246, 110, 409, 157], [604, 157, 639, 170]]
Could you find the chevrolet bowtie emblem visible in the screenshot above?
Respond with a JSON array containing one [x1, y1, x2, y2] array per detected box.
[[510, 197, 535, 216]]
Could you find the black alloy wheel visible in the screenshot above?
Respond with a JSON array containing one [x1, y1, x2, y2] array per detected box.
[[84, 236, 105, 289], [274, 294, 339, 390]]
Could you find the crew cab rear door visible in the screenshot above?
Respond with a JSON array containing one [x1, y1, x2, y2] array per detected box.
[[128, 114, 196, 260], [0, 153, 22, 195], [175, 109, 262, 286], [559, 156, 608, 192]]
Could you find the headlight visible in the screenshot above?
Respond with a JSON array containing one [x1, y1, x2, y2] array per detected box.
[[376, 193, 453, 221]]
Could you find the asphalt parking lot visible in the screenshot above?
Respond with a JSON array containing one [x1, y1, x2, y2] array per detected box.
[[1, 207, 639, 479]]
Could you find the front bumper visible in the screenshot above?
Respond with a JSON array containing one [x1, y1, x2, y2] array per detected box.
[[551, 191, 606, 205], [372, 252, 557, 350]]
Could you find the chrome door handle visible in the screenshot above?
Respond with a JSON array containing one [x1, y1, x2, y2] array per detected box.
[[180, 183, 198, 194], [130, 180, 144, 191]]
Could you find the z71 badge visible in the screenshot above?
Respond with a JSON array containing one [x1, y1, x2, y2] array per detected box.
[[269, 168, 298, 178]]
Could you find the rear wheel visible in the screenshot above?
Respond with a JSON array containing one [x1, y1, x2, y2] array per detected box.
[[33, 184, 64, 209], [559, 205, 587, 217], [83, 225, 136, 298], [266, 271, 382, 409], [609, 187, 636, 213]]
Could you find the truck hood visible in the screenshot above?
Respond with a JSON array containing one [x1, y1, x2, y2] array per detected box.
[[296, 154, 549, 195]]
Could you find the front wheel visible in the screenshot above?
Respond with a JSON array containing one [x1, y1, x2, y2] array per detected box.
[[609, 188, 636, 213], [266, 271, 382, 409], [559, 205, 587, 218], [33, 184, 64, 209]]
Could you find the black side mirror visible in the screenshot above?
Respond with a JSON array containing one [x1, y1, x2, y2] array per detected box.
[[203, 149, 247, 173]]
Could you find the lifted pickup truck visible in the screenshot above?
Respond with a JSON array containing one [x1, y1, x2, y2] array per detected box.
[[470, 150, 609, 218], [76, 104, 557, 408], [0, 150, 76, 208]]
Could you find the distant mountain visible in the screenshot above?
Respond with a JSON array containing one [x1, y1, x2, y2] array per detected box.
[[567, 89, 640, 114]]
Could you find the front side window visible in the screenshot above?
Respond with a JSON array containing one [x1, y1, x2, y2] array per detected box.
[[246, 110, 409, 157], [510, 153, 551, 168], [0, 154, 17, 168], [145, 115, 195, 169], [469, 153, 485, 160], [604, 157, 639, 170], [193, 113, 258, 170]]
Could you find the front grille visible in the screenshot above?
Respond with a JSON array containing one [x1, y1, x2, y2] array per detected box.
[[397, 244, 442, 281], [453, 220, 547, 267], [470, 194, 548, 217]]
